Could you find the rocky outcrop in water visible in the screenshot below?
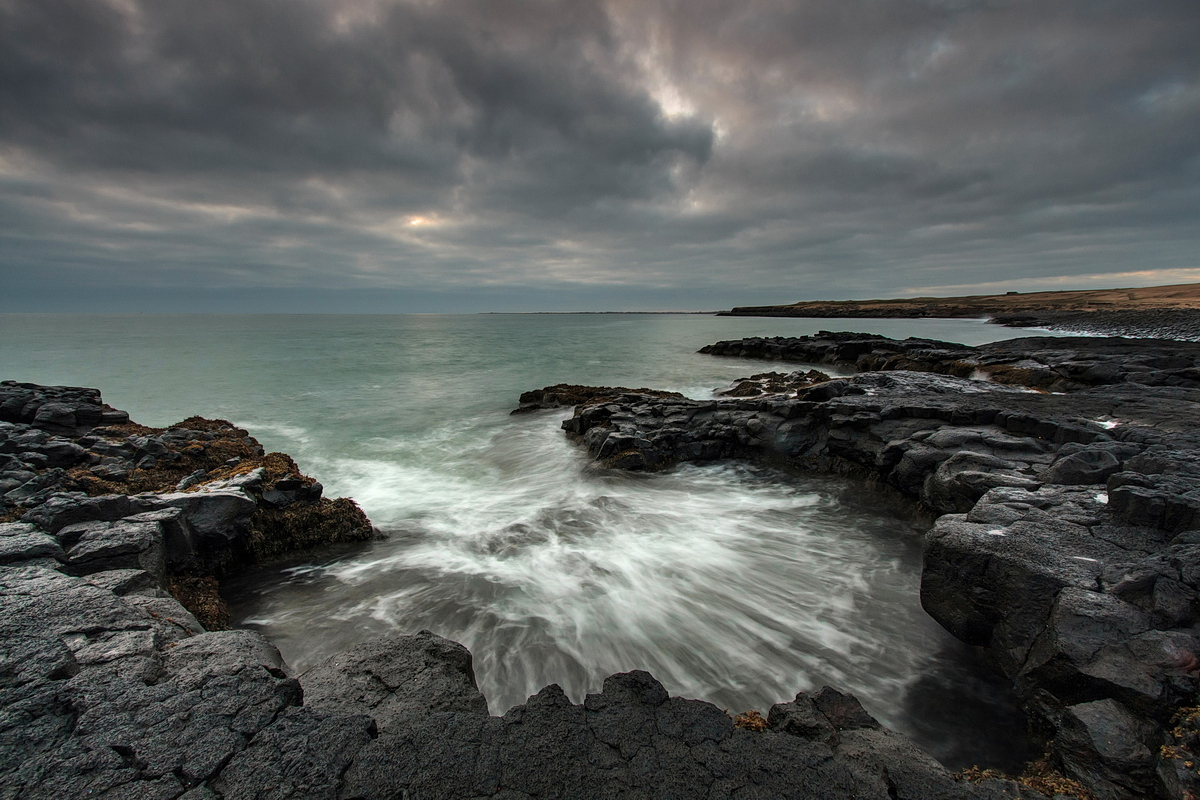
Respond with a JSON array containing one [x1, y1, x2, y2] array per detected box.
[[700, 331, 1200, 392], [718, 369, 832, 397], [512, 383, 686, 414], [0, 380, 376, 623], [1, 379, 1039, 799], [542, 333, 1200, 799]]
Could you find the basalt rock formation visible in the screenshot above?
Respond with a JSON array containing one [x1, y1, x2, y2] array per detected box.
[[541, 333, 1200, 799], [512, 383, 686, 414], [1, 380, 1040, 799], [699, 332, 1200, 392]]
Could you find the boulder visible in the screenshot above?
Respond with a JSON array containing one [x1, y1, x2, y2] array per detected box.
[[301, 631, 489, 731], [60, 517, 166, 583], [0, 522, 65, 565]]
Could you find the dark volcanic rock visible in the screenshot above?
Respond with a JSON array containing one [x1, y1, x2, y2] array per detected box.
[[322, 652, 1012, 800], [11, 339, 1200, 800], [512, 383, 685, 413], [718, 369, 833, 397], [0, 574, 1005, 800], [0, 380, 129, 434], [699, 332, 1200, 392], [302, 631, 489, 731]]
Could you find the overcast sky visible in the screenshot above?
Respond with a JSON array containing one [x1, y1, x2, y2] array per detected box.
[[2, 0, 1198, 312]]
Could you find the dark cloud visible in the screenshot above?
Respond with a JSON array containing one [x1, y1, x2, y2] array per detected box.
[[1, 0, 1198, 310]]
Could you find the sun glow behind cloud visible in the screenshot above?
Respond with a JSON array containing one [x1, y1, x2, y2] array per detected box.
[[0, 0, 1198, 310]]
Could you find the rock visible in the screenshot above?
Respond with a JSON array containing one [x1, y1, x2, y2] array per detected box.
[[923, 451, 1041, 514], [699, 332, 1200, 392], [162, 629, 290, 683], [174, 469, 207, 491], [1056, 699, 1156, 799], [719, 369, 833, 397], [769, 692, 840, 744], [80, 568, 160, 597], [0, 522, 65, 565], [301, 631, 489, 731], [1018, 588, 1197, 718], [1048, 447, 1126, 485], [6, 329, 1200, 800], [512, 383, 686, 414], [60, 517, 166, 583], [210, 708, 377, 800], [0, 566, 308, 797]]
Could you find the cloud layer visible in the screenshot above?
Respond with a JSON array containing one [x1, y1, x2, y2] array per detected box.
[[2, 0, 1198, 310]]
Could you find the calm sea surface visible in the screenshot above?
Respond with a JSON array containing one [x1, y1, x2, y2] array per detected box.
[[0, 313, 1068, 769]]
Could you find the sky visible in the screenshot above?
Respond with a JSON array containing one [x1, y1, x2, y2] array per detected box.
[[2, 0, 1199, 312]]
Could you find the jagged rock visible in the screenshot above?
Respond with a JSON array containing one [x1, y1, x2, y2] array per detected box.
[[0, 566, 306, 798], [719, 369, 832, 397], [6, 328, 1200, 800], [210, 708, 378, 800], [923, 451, 1041, 514], [301, 630, 489, 731], [1047, 444, 1131, 485], [0, 380, 127, 434], [334, 665, 994, 800], [1056, 699, 1157, 799], [59, 517, 166, 583], [80, 568, 161, 597], [699, 332, 1200, 392], [0, 522, 65, 565], [511, 384, 685, 414]]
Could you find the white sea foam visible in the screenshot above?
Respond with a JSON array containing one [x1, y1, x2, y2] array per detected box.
[[229, 411, 950, 730]]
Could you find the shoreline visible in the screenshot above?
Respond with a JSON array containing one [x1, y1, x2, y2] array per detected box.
[[717, 282, 1200, 342], [0, 379, 1031, 800], [4, 327, 1200, 797], [532, 332, 1200, 799]]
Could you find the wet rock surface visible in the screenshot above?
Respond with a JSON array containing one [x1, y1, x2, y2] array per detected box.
[[512, 383, 686, 414], [1, 381, 1032, 798], [699, 331, 1200, 392], [0, 381, 375, 584], [532, 332, 1200, 799], [717, 369, 832, 397]]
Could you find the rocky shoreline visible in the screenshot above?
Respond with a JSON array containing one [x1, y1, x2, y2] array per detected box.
[[4, 325, 1200, 799], [990, 310, 1200, 343], [2, 379, 1050, 800], [552, 332, 1200, 799]]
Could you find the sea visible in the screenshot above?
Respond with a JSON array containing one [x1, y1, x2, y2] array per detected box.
[[0, 313, 1069, 770]]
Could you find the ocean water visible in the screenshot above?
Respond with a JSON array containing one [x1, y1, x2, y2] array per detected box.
[[0, 313, 1066, 770]]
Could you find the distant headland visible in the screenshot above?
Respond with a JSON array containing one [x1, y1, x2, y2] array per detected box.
[[721, 281, 1200, 317], [719, 281, 1200, 340]]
